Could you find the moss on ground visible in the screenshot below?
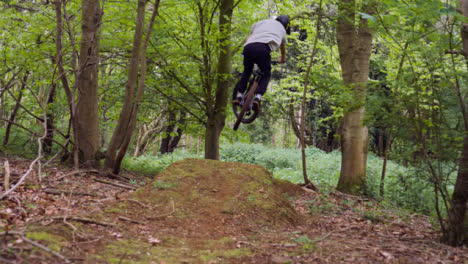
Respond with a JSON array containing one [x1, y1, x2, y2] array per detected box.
[[24, 158, 305, 263], [26, 231, 67, 252], [130, 158, 302, 225], [95, 236, 252, 264]]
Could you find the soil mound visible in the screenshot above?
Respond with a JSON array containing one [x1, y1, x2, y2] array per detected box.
[[133, 158, 303, 230]]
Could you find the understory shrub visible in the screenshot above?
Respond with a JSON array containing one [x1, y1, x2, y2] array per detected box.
[[122, 151, 201, 175]]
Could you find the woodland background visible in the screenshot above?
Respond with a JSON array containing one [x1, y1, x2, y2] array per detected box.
[[0, 0, 467, 248]]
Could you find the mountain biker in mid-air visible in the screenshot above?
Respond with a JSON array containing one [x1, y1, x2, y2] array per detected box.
[[232, 15, 291, 110]]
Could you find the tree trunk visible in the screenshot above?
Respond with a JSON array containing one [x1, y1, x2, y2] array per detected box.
[[105, 0, 160, 173], [168, 112, 186, 153], [299, 0, 322, 189], [160, 111, 175, 154], [336, 0, 373, 194], [3, 74, 27, 146], [204, 0, 233, 160], [44, 81, 56, 155], [76, 0, 102, 167], [55, 0, 79, 169], [446, 135, 468, 246], [444, 0, 468, 246]]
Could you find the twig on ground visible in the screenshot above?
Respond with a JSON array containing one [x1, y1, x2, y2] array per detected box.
[[63, 216, 86, 242], [0, 157, 41, 200], [1, 231, 71, 263], [106, 172, 131, 182], [126, 199, 151, 209], [269, 243, 297, 248], [311, 231, 333, 243], [44, 188, 102, 197], [57, 169, 99, 181], [74, 237, 102, 245], [118, 216, 145, 225], [94, 178, 137, 190], [49, 216, 115, 227], [22, 235, 70, 263]]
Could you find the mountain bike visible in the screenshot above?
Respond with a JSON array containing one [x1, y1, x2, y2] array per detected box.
[[232, 62, 275, 131]]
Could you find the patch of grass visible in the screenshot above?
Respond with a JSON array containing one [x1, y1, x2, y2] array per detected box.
[[200, 248, 252, 262], [152, 180, 178, 190], [361, 210, 385, 224], [26, 232, 67, 252], [309, 201, 339, 215], [292, 235, 317, 252]]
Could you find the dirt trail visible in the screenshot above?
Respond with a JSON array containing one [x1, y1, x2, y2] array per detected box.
[[1, 158, 467, 263]]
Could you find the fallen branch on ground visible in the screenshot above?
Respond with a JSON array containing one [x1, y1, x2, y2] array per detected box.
[[0, 157, 41, 200], [48, 216, 115, 227], [57, 169, 99, 181], [126, 199, 151, 209], [44, 188, 102, 197], [106, 172, 130, 182], [118, 216, 145, 225], [1, 230, 71, 263], [94, 178, 137, 190]]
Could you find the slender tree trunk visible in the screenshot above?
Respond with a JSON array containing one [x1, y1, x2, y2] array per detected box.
[[105, 0, 160, 173], [299, 0, 322, 189], [76, 0, 102, 167], [44, 81, 56, 155], [55, 0, 79, 169], [289, 101, 311, 146], [160, 111, 176, 154], [204, 0, 233, 160], [3, 74, 27, 146], [336, 0, 373, 194], [168, 112, 186, 152], [380, 42, 408, 197]]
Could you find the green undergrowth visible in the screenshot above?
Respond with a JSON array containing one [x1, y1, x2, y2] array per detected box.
[[122, 151, 202, 175]]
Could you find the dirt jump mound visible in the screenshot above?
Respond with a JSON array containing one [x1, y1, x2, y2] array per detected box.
[[133, 158, 303, 231]]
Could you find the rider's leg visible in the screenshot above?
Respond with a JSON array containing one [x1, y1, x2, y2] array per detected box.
[[253, 46, 272, 109], [255, 45, 272, 96], [233, 44, 256, 102]]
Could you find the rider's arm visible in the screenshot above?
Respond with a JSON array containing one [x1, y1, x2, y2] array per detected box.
[[279, 43, 286, 63], [244, 34, 252, 44]]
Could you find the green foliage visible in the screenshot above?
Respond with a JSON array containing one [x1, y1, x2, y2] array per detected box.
[[0, 128, 39, 158], [221, 143, 453, 218], [219, 143, 266, 164], [121, 151, 202, 175]]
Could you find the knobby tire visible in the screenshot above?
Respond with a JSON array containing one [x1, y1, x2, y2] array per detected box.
[[233, 81, 258, 131]]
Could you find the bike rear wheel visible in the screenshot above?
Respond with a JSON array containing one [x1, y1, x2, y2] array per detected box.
[[233, 81, 260, 130]]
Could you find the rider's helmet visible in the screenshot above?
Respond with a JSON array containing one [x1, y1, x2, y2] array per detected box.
[[276, 15, 291, 35]]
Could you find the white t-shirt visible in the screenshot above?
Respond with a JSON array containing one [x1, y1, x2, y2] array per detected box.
[[245, 19, 287, 51]]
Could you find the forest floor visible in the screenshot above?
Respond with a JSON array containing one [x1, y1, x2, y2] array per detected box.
[[1, 157, 467, 264]]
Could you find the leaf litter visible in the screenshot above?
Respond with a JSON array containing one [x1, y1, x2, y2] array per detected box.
[[0, 157, 467, 263]]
